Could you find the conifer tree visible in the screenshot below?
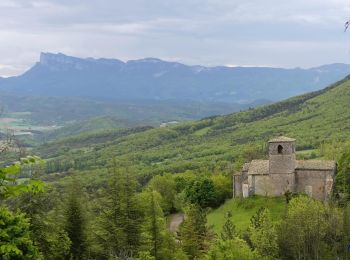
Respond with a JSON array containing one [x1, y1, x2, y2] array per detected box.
[[16, 164, 70, 259], [141, 191, 165, 260], [96, 163, 143, 258], [180, 204, 212, 259], [220, 211, 236, 241], [64, 180, 88, 260], [18, 187, 70, 259], [148, 191, 163, 259], [97, 165, 126, 257], [140, 190, 185, 260], [124, 169, 144, 253]]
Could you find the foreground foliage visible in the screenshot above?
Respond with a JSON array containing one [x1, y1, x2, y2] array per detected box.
[[0, 207, 41, 260]]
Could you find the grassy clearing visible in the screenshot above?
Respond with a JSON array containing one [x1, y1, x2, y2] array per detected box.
[[193, 126, 210, 136], [207, 196, 286, 234]]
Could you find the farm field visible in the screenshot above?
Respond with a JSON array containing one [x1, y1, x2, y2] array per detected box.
[[0, 112, 60, 135]]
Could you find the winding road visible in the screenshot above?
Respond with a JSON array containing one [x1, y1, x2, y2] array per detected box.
[[168, 213, 184, 233]]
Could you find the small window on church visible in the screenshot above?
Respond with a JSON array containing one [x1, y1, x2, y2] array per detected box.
[[278, 145, 283, 154]]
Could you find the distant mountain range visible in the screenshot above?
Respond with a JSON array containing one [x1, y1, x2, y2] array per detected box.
[[1, 52, 350, 103]]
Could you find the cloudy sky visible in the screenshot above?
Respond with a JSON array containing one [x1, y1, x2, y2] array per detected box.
[[1, 0, 350, 76]]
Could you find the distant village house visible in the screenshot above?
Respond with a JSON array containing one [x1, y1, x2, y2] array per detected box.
[[160, 121, 179, 128]]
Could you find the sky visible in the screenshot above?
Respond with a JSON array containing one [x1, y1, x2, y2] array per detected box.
[[1, 0, 350, 77]]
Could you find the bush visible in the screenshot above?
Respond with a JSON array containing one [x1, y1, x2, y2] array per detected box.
[[0, 207, 42, 259]]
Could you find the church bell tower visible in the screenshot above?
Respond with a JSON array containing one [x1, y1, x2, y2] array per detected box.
[[268, 136, 296, 174]]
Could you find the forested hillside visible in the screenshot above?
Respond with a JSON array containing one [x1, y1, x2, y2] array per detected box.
[[2, 76, 350, 260], [37, 75, 350, 178], [3, 1, 350, 259]]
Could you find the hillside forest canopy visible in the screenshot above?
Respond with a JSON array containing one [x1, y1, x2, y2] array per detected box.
[[1, 7, 350, 259], [1, 74, 350, 259]]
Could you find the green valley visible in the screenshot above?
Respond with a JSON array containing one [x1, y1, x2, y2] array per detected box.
[[36, 76, 350, 179], [3, 2, 350, 259], [2, 76, 350, 260]]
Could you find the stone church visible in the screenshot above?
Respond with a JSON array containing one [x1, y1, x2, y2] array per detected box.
[[233, 136, 335, 200]]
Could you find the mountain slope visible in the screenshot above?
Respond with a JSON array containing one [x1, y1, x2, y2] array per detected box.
[[1, 53, 350, 103], [36, 76, 350, 176], [42, 115, 138, 140]]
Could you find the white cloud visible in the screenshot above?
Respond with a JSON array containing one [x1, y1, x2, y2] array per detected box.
[[1, 0, 350, 76]]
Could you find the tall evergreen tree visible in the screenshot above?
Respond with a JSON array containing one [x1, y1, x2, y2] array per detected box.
[[179, 204, 212, 259], [97, 168, 125, 257], [140, 190, 184, 260], [124, 169, 143, 253], [148, 191, 162, 260], [16, 164, 70, 259], [140, 191, 165, 260], [64, 180, 88, 260], [96, 163, 143, 258], [17, 186, 70, 259]]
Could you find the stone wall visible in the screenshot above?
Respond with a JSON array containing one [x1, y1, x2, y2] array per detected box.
[[254, 173, 295, 196], [269, 141, 296, 174], [233, 175, 242, 197], [268, 142, 295, 155], [269, 154, 296, 174], [295, 169, 333, 200]]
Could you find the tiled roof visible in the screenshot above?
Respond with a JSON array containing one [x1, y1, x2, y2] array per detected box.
[[242, 159, 335, 175], [268, 136, 296, 143], [296, 160, 335, 171], [247, 160, 269, 175]]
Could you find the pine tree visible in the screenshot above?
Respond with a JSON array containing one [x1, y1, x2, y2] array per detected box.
[[64, 181, 87, 260], [17, 188, 70, 259], [180, 204, 211, 259], [124, 169, 143, 253], [149, 191, 162, 259], [141, 191, 165, 260], [16, 164, 70, 259], [96, 164, 143, 258], [97, 166, 126, 257], [249, 206, 266, 229], [220, 211, 236, 241]]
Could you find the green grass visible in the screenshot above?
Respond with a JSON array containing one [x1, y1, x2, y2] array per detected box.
[[296, 149, 317, 155], [207, 196, 286, 234], [193, 126, 210, 136]]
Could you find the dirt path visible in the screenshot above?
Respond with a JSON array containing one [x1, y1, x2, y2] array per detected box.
[[168, 213, 184, 233]]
